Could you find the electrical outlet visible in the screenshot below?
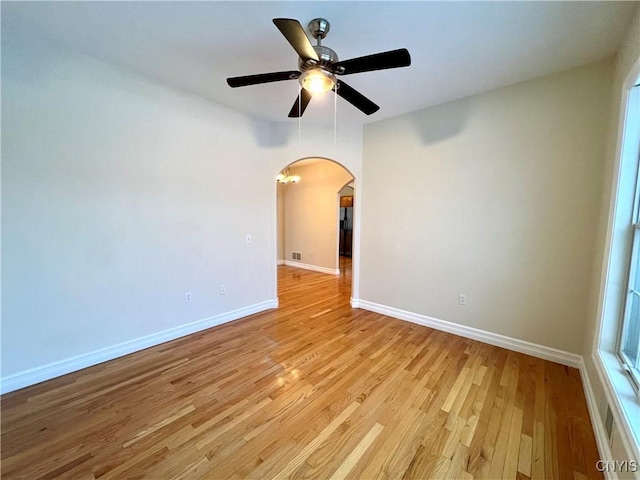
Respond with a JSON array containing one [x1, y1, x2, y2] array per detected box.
[[220, 285, 226, 295], [459, 294, 467, 306], [245, 234, 252, 245], [185, 292, 192, 303]]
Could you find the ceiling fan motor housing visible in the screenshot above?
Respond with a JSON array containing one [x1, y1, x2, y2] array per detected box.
[[298, 18, 343, 75], [299, 45, 339, 72]]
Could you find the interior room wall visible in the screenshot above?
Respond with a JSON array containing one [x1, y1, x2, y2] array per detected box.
[[359, 59, 613, 355], [282, 160, 353, 272], [1, 35, 278, 385]]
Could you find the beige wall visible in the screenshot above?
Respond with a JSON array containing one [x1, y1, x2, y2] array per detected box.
[[360, 59, 613, 354], [282, 160, 353, 271]]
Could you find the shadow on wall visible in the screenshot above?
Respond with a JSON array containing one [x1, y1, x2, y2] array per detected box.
[[250, 119, 300, 147], [249, 117, 276, 147], [407, 99, 470, 146]]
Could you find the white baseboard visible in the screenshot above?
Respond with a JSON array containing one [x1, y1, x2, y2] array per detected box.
[[0, 299, 278, 395], [283, 260, 339, 276], [353, 299, 582, 368], [578, 358, 617, 480], [350, 297, 360, 308], [277, 259, 285, 265]]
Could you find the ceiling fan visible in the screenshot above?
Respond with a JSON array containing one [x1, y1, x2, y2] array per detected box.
[[226, 18, 411, 118]]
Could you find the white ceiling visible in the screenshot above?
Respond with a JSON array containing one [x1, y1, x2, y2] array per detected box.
[[3, 1, 637, 126]]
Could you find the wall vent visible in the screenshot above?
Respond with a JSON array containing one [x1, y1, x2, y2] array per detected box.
[[605, 405, 614, 440], [291, 252, 302, 261]]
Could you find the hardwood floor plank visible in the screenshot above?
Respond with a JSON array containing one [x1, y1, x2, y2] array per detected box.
[[299, 412, 379, 477], [122, 404, 195, 448], [1, 264, 603, 479], [271, 402, 360, 479], [503, 407, 524, 479], [518, 433, 533, 477], [532, 421, 546, 480], [402, 445, 438, 480], [329, 422, 384, 479]]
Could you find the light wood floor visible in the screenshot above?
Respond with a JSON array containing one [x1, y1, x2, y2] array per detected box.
[[1, 265, 601, 479]]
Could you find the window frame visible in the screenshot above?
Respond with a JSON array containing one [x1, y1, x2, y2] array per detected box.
[[617, 87, 640, 394], [618, 223, 640, 391]]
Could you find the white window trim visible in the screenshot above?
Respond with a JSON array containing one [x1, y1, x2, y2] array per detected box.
[[592, 57, 640, 465]]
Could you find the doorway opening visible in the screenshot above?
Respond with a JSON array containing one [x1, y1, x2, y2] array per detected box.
[[337, 181, 354, 276], [276, 157, 356, 304]]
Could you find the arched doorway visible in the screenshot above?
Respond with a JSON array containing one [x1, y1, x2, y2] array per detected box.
[[275, 157, 357, 303]]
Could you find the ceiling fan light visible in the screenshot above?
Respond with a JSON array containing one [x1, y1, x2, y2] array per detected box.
[[300, 69, 336, 94]]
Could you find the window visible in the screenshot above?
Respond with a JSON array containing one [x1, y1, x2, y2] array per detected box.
[[618, 84, 640, 392], [619, 156, 640, 390]]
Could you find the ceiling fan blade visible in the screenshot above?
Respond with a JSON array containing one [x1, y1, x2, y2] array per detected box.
[[227, 71, 301, 88], [273, 18, 319, 62], [288, 89, 313, 118], [334, 48, 411, 75], [335, 80, 379, 115]]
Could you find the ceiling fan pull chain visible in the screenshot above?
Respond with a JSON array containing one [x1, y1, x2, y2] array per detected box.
[[298, 88, 302, 145], [334, 85, 337, 148]]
